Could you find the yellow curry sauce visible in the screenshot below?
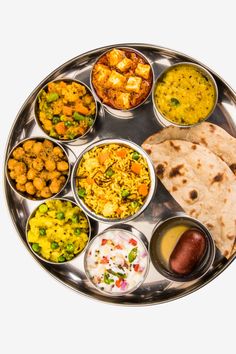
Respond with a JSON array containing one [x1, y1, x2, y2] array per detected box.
[[154, 64, 216, 125]]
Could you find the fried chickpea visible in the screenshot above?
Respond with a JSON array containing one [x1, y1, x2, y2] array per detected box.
[[16, 183, 26, 192], [14, 161, 27, 175], [40, 170, 49, 181], [27, 168, 38, 180], [59, 175, 66, 184], [33, 142, 43, 155], [8, 158, 17, 170], [57, 161, 69, 172], [33, 177, 46, 191], [25, 182, 36, 195], [13, 147, 25, 160], [32, 158, 44, 171], [47, 170, 61, 180], [49, 178, 62, 194], [45, 159, 56, 172], [53, 146, 64, 158], [16, 174, 27, 185], [40, 186, 53, 199], [44, 119, 53, 131], [23, 140, 35, 152], [43, 140, 54, 151], [9, 170, 17, 179]]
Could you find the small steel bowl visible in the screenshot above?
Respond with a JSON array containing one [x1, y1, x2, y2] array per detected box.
[[5, 136, 71, 201], [90, 47, 154, 117], [150, 214, 215, 282], [84, 225, 150, 296], [26, 197, 91, 265], [71, 138, 157, 223], [152, 62, 218, 128], [34, 78, 98, 143]]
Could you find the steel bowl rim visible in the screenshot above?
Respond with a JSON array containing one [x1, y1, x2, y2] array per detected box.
[[5, 135, 71, 202], [25, 196, 92, 265], [34, 78, 98, 143], [150, 213, 216, 282], [83, 225, 150, 296], [152, 61, 219, 128], [90, 46, 155, 113], [71, 137, 157, 223]]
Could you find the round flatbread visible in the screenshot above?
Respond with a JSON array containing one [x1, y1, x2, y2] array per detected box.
[[147, 139, 236, 258]]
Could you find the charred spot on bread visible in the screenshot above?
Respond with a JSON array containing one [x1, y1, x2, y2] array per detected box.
[[169, 141, 181, 151], [169, 164, 184, 178], [209, 123, 216, 132], [200, 137, 207, 146], [156, 163, 165, 178], [212, 173, 224, 183], [172, 186, 178, 192], [182, 179, 187, 184], [189, 190, 198, 200], [230, 163, 236, 174], [191, 144, 197, 150], [206, 223, 213, 229]]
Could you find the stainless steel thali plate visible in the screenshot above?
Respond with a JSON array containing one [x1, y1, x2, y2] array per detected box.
[[4, 43, 236, 306]]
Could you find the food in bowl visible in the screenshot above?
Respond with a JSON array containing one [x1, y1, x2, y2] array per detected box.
[[27, 199, 90, 263], [91, 48, 153, 110], [154, 63, 217, 126], [36, 80, 96, 140], [85, 229, 149, 294], [7, 138, 69, 199], [75, 143, 151, 219]]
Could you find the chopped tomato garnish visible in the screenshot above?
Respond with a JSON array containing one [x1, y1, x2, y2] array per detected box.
[[115, 244, 123, 250], [129, 238, 137, 246], [100, 256, 109, 264], [134, 264, 139, 272], [115, 278, 123, 288], [101, 239, 107, 246]]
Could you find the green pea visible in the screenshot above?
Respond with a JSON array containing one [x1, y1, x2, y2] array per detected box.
[[65, 121, 72, 127], [32, 243, 40, 253], [121, 189, 130, 198], [132, 152, 140, 160], [58, 255, 66, 263], [74, 228, 81, 236], [56, 212, 65, 220], [131, 201, 139, 209], [46, 92, 59, 103], [71, 214, 79, 223], [78, 188, 86, 198], [73, 112, 85, 121], [66, 244, 74, 253], [170, 98, 180, 106], [106, 168, 114, 177], [39, 228, 46, 236], [51, 241, 59, 250], [39, 204, 48, 213], [86, 117, 94, 126], [52, 116, 60, 124], [65, 253, 74, 261]]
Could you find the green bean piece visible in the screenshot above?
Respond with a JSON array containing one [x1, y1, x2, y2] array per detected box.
[[46, 92, 59, 103], [73, 112, 85, 121], [78, 188, 86, 198]]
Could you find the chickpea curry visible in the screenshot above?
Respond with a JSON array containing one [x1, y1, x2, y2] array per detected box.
[[7, 139, 69, 199], [91, 48, 153, 110], [37, 81, 96, 140]]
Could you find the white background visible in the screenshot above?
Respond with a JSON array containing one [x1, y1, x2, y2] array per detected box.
[[1, 1, 235, 353]]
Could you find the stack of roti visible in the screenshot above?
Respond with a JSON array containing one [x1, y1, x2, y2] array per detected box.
[[142, 122, 236, 259]]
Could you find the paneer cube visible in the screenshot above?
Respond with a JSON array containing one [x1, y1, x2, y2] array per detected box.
[[116, 57, 133, 72], [107, 49, 124, 66], [125, 76, 142, 93], [116, 92, 131, 109], [135, 63, 151, 79], [94, 64, 111, 84], [107, 70, 126, 89]]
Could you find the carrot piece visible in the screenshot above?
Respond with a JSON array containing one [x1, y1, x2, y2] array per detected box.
[[100, 256, 109, 264], [131, 162, 141, 174], [138, 184, 149, 197], [62, 106, 72, 116], [59, 81, 67, 88], [116, 149, 127, 158], [98, 152, 110, 165], [86, 177, 94, 185], [55, 122, 66, 135], [75, 102, 89, 115], [116, 208, 122, 215]]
